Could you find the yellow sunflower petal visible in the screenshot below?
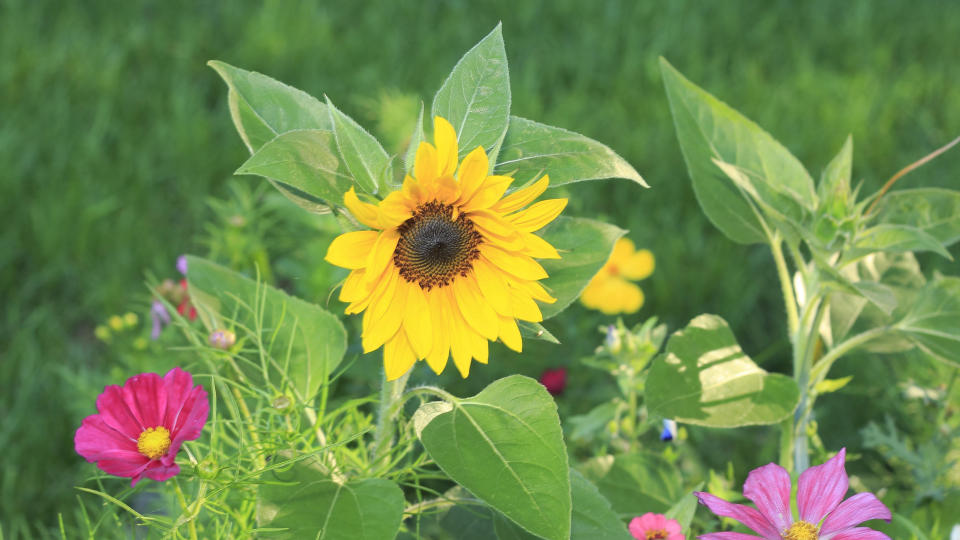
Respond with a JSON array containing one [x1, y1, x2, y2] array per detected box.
[[453, 276, 499, 340], [461, 175, 513, 213], [469, 209, 518, 238], [493, 175, 550, 214], [434, 174, 461, 204], [384, 331, 417, 381], [620, 249, 655, 281], [414, 142, 439, 185], [363, 229, 400, 287], [343, 187, 382, 230], [367, 266, 400, 324], [497, 315, 522, 353], [479, 246, 548, 281], [404, 283, 433, 359], [509, 277, 557, 304], [509, 289, 543, 322], [507, 198, 568, 232], [339, 269, 370, 303], [326, 231, 379, 269], [425, 289, 451, 374], [470, 331, 488, 364], [472, 259, 514, 316], [456, 146, 489, 204], [520, 232, 561, 259], [434, 116, 459, 177], [446, 288, 476, 377], [379, 190, 414, 228], [362, 273, 407, 353]]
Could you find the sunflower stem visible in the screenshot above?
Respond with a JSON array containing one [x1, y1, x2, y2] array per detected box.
[[373, 370, 412, 466]]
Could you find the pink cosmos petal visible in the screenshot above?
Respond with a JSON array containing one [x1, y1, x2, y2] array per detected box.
[[820, 493, 891, 535], [120, 372, 166, 429], [698, 533, 764, 540], [166, 375, 209, 443], [694, 492, 780, 539], [96, 385, 144, 437], [742, 463, 793, 533], [797, 448, 849, 524], [74, 416, 140, 462], [821, 527, 891, 540], [141, 461, 181, 485], [665, 519, 683, 535], [97, 457, 152, 480]]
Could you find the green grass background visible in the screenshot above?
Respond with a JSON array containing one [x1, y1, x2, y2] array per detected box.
[[3, 0, 959, 536]]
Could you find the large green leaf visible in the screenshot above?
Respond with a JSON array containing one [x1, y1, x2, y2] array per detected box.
[[327, 97, 392, 195], [872, 188, 960, 248], [818, 135, 853, 204], [186, 256, 347, 400], [850, 224, 952, 260], [209, 61, 331, 153], [578, 453, 684, 518], [236, 129, 354, 210], [257, 458, 403, 540], [538, 217, 626, 319], [417, 375, 571, 540], [660, 58, 817, 245], [494, 116, 646, 188], [646, 314, 800, 427], [894, 276, 960, 366], [493, 470, 631, 540], [432, 24, 510, 165]]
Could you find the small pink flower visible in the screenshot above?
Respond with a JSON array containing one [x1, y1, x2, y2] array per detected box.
[[539, 367, 568, 396], [75, 367, 209, 486], [695, 448, 891, 539], [629, 512, 684, 540]]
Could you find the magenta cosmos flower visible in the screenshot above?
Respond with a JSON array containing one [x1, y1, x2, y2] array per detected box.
[[75, 367, 209, 486], [695, 448, 891, 540], [629, 512, 684, 540]]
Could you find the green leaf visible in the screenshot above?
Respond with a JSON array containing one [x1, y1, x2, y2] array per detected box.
[[432, 24, 511, 165], [660, 58, 817, 244], [209, 61, 331, 153], [578, 452, 683, 518], [646, 314, 800, 427], [493, 470, 631, 540], [257, 458, 403, 540], [665, 486, 702, 532], [186, 256, 347, 399], [404, 102, 425, 175], [851, 224, 953, 260], [818, 135, 853, 205], [518, 321, 560, 344], [538, 217, 627, 319], [417, 375, 571, 540], [237, 129, 354, 211], [872, 188, 960, 248], [894, 276, 960, 366], [495, 116, 646, 188], [327, 97, 392, 195], [814, 376, 853, 395]]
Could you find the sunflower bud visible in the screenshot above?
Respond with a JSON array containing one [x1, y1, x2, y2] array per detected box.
[[208, 329, 236, 350]]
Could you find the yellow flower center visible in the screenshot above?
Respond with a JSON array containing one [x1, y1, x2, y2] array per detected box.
[[783, 521, 818, 540], [645, 530, 668, 540], [137, 426, 171, 459], [394, 201, 482, 289]]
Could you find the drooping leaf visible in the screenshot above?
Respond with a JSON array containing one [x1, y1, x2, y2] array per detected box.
[[327, 97, 392, 195], [494, 116, 646, 188], [578, 453, 684, 518], [872, 188, 960, 248], [416, 375, 571, 540], [646, 314, 800, 427], [660, 58, 817, 245], [236, 129, 354, 211], [186, 256, 347, 399], [432, 24, 511, 165], [538, 217, 626, 319], [493, 470, 631, 540], [257, 458, 403, 540], [209, 61, 331, 153], [850, 224, 953, 260], [518, 321, 560, 344], [894, 276, 960, 366]]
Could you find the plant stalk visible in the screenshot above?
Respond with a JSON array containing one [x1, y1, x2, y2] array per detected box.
[[372, 370, 412, 465]]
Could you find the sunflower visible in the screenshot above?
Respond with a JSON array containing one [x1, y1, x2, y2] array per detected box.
[[325, 117, 567, 380]]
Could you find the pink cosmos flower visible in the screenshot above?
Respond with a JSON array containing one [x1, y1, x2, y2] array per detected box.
[[75, 367, 209, 486], [629, 512, 684, 540], [695, 448, 891, 540]]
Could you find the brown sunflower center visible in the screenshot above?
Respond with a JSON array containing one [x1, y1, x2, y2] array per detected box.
[[394, 201, 482, 289]]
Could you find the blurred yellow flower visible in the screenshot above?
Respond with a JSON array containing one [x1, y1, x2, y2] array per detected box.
[[580, 238, 654, 315], [326, 116, 566, 381], [108, 315, 125, 331]]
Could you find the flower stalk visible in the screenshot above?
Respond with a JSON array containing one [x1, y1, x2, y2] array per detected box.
[[372, 369, 412, 465]]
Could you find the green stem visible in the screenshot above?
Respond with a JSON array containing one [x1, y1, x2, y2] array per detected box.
[[809, 327, 889, 385], [372, 370, 412, 466], [791, 297, 824, 473], [771, 238, 800, 337]]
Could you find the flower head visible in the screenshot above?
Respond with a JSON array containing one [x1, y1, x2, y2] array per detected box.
[[326, 116, 566, 380], [581, 238, 654, 315], [660, 419, 677, 442], [539, 367, 568, 396], [695, 448, 891, 540], [629, 513, 684, 540], [74, 367, 209, 486]]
